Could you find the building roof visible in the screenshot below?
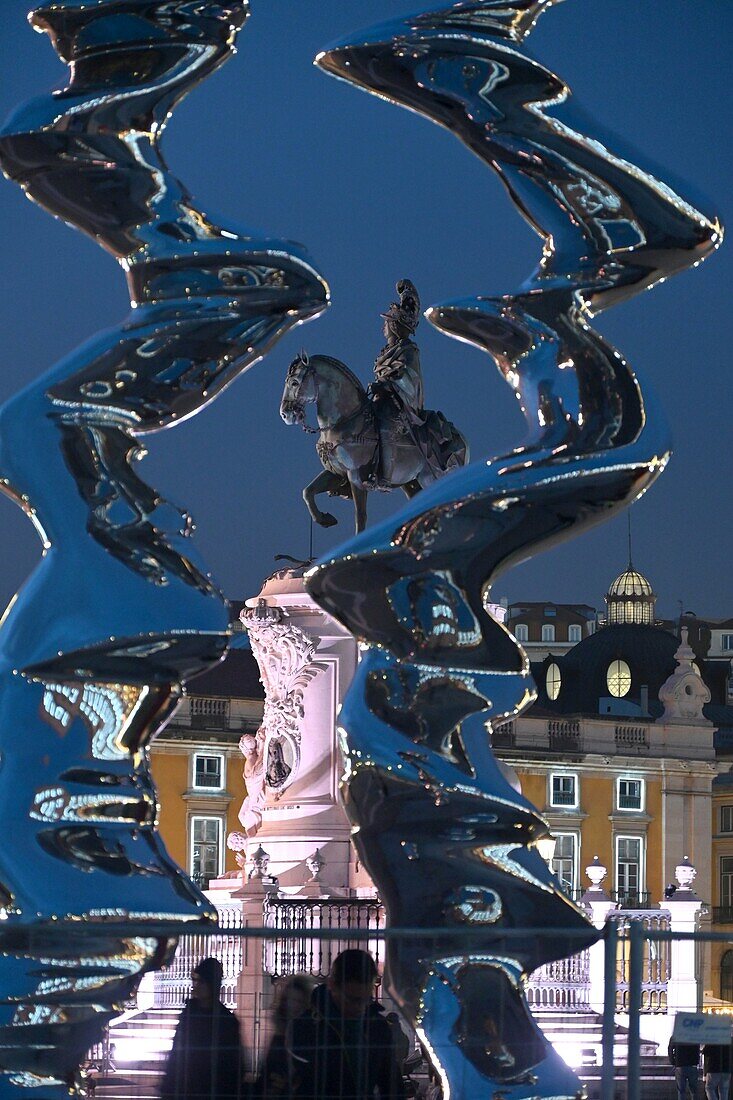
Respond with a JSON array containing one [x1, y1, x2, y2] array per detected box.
[[528, 620, 733, 739], [537, 623, 679, 713]]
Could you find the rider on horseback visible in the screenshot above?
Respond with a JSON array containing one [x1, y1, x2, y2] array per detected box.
[[368, 279, 455, 486]]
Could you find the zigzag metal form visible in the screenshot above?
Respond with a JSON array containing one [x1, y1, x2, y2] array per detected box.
[[306, 2, 721, 1097], [0, 2, 327, 1094]]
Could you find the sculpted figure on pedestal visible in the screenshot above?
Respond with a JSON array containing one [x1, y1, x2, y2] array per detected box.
[[228, 599, 324, 851]]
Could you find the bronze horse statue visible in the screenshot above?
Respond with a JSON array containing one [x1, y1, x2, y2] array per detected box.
[[280, 351, 468, 533]]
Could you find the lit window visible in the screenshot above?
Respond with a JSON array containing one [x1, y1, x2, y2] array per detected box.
[[607, 659, 632, 698], [550, 773, 577, 808], [723, 635, 733, 652], [190, 816, 223, 885], [546, 662, 562, 701], [542, 624, 555, 643], [552, 833, 578, 896], [568, 625, 582, 643], [193, 753, 224, 791], [617, 777, 644, 811], [721, 806, 733, 834], [616, 836, 644, 903], [514, 623, 528, 642]]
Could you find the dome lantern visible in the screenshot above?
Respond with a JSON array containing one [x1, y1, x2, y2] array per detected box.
[[605, 566, 656, 626]]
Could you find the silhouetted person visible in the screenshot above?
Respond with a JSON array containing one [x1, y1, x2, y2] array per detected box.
[[287, 949, 406, 1100], [703, 1042, 732, 1100], [669, 1039, 700, 1100], [161, 957, 245, 1100], [253, 975, 313, 1099]]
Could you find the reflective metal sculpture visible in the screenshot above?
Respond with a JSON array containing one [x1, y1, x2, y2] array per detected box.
[[307, 3, 721, 1097], [281, 279, 468, 534], [0, 2, 327, 1094]]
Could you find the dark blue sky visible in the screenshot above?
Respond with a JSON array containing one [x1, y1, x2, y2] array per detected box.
[[0, 1, 730, 619]]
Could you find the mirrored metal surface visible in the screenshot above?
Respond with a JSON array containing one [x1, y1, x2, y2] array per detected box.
[[0, 1, 328, 1092], [309, 3, 721, 1097]]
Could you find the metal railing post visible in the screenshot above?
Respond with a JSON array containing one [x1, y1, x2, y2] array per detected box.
[[627, 919, 644, 1100], [601, 920, 618, 1100]]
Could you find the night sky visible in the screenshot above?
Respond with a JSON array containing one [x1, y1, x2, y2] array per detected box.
[[0, 1, 729, 621]]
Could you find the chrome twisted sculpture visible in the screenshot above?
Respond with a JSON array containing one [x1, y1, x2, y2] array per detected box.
[[306, 2, 721, 1097], [0, 2, 327, 1094]]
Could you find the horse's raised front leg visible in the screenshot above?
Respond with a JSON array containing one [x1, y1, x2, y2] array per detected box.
[[350, 479, 368, 534], [303, 469, 340, 527]]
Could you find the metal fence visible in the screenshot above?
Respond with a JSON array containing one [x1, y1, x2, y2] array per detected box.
[[74, 918, 733, 1100]]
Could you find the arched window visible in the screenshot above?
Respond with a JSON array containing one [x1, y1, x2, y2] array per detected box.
[[568, 625, 582, 643], [721, 950, 733, 1002], [542, 624, 555, 643], [514, 624, 528, 642], [607, 659, 632, 698]]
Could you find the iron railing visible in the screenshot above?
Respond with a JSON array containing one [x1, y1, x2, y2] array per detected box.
[[611, 890, 651, 909], [263, 896, 385, 978]]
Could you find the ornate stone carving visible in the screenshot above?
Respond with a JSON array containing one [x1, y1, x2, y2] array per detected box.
[[228, 600, 324, 846], [658, 628, 712, 726]]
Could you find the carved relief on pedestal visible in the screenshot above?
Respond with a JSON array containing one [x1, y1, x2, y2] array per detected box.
[[227, 600, 325, 852]]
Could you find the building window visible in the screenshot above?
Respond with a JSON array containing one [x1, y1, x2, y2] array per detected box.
[[551, 833, 578, 896], [542, 624, 555, 643], [607, 659, 632, 698], [568, 624, 582, 643], [721, 857, 733, 910], [722, 634, 733, 652], [721, 951, 733, 1002], [617, 777, 644, 811], [546, 662, 562, 701], [193, 753, 224, 791], [514, 624, 528, 642], [190, 816, 223, 885], [550, 773, 578, 808], [616, 836, 643, 902], [721, 806, 733, 834]]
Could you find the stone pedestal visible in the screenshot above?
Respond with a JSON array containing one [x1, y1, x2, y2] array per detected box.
[[581, 857, 617, 1015], [232, 567, 364, 893], [230, 873, 279, 1065], [666, 858, 704, 1016]]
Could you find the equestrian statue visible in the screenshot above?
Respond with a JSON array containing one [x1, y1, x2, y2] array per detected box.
[[280, 280, 468, 532]]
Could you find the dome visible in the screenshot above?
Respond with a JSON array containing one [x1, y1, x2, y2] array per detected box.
[[608, 569, 654, 598], [606, 565, 656, 626]]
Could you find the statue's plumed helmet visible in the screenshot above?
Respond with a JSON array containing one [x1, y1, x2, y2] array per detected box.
[[381, 279, 420, 334]]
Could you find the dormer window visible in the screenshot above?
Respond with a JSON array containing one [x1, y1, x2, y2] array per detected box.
[[607, 659, 631, 698], [514, 624, 528, 642], [568, 625, 582, 643], [542, 624, 555, 643], [546, 662, 562, 701]]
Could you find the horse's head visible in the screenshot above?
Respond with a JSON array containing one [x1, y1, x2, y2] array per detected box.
[[280, 351, 317, 427]]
